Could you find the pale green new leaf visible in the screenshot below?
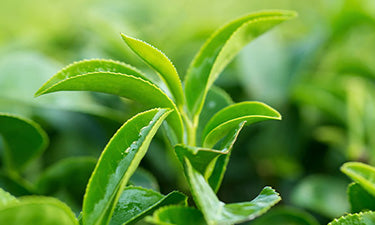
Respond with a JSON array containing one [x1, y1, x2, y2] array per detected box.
[[35, 59, 150, 96], [110, 186, 187, 225], [35, 72, 183, 141], [341, 162, 375, 197], [0, 113, 48, 172], [0, 196, 78, 225], [82, 108, 171, 225], [0, 188, 18, 208], [202, 101, 281, 148], [184, 158, 281, 225], [184, 10, 297, 117], [121, 34, 184, 108], [146, 206, 207, 225], [329, 212, 375, 225]]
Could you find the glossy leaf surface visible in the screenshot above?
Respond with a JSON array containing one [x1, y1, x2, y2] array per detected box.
[[0, 113, 48, 172], [35, 72, 183, 141], [82, 108, 171, 225], [146, 206, 207, 225], [329, 212, 375, 225], [184, 158, 281, 225], [202, 101, 281, 148], [341, 162, 375, 197], [184, 10, 297, 116], [348, 182, 375, 213], [110, 186, 187, 225], [35, 59, 150, 96], [121, 34, 184, 108], [0, 196, 78, 225]]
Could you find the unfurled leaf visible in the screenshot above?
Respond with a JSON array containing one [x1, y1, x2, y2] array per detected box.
[[146, 206, 207, 225], [34, 59, 150, 97], [0, 196, 78, 225], [110, 186, 187, 225], [197, 86, 233, 144], [341, 162, 375, 197], [36, 157, 96, 203], [183, 157, 280, 225], [0, 113, 48, 172], [0, 188, 18, 208], [82, 108, 171, 225], [35, 72, 183, 141], [251, 207, 320, 225], [202, 101, 281, 148], [184, 10, 297, 117], [121, 34, 184, 108], [328, 212, 375, 225], [348, 182, 375, 213]]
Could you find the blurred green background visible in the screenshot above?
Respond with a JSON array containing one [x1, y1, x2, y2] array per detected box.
[[1, 0, 375, 224]]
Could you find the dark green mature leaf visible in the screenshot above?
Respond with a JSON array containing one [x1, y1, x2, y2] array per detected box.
[[110, 186, 187, 225], [341, 162, 375, 197], [36, 157, 96, 201], [35, 72, 183, 142], [129, 168, 159, 191], [251, 207, 320, 225], [0, 173, 32, 196], [146, 206, 207, 225], [121, 34, 184, 108], [184, 158, 281, 225], [202, 101, 281, 148], [0, 196, 78, 225], [82, 108, 171, 225], [348, 182, 375, 213], [0, 188, 18, 208], [34, 59, 150, 96], [0, 113, 48, 172], [329, 212, 375, 225], [184, 10, 297, 117]]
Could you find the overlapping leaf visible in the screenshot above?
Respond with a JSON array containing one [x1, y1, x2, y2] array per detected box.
[[341, 162, 375, 197], [184, 10, 297, 117], [0, 188, 18, 208], [82, 108, 171, 225], [183, 157, 281, 225], [146, 206, 207, 225], [202, 101, 281, 148], [347, 183, 375, 213], [0, 196, 78, 225], [328, 212, 375, 225], [110, 186, 187, 225], [35, 72, 183, 141], [0, 113, 48, 172], [121, 34, 184, 108], [251, 207, 320, 225]]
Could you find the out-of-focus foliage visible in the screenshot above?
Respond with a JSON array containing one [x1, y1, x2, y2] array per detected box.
[[1, 0, 375, 224]]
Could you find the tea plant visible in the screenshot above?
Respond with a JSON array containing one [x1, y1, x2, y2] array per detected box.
[[328, 162, 375, 224], [0, 10, 296, 225]]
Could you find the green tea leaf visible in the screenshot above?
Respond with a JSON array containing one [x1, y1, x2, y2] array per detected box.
[[0, 173, 32, 196], [129, 168, 159, 191], [121, 34, 184, 108], [251, 206, 320, 225], [82, 108, 171, 225], [329, 212, 375, 225], [184, 157, 281, 225], [36, 157, 96, 203], [0, 188, 18, 208], [184, 10, 297, 117], [197, 86, 233, 144], [146, 206, 207, 225], [0, 196, 78, 225], [348, 182, 375, 213], [110, 186, 187, 225], [202, 101, 281, 148], [35, 72, 183, 142], [0, 113, 48, 172], [35, 59, 150, 96], [341, 162, 375, 197]]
